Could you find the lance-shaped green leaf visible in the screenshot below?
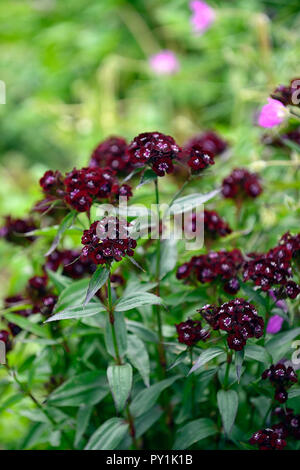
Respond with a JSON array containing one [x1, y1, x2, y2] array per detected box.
[[168, 189, 220, 215], [84, 266, 109, 306], [45, 303, 106, 322], [47, 370, 108, 407], [173, 418, 217, 450], [85, 418, 129, 450], [130, 375, 181, 417], [46, 210, 77, 256], [245, 344, 271, 364], [107, 363, 133, 412], [217, 389, 239, 436], [74, 405, 93, 448], [189, 347, 225, 375], [235, 350, 244, 383], [126, 334, 150, 387], [114, 292, 164, 312], [46, 268, 72, 294]]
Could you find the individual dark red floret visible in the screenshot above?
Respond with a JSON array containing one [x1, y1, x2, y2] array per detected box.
[[175, 319, 210, 346], [198, 298, 264, 351], [222, 168, 262, 200], [249, 427, 287, 450], [223, 278, 240, 295], [187, 145, 215, 173], [184, 131, 227, 157], [279, 232, 300, 259], [81, 217, 137, 265], [0, 216, 36, 244], [111, 184, 133, 201], [65, 189, 93, 213], [39, 170, 65, 197], [285, 281, 300, 299], [262, 363, 298, 403], [90, 136, 132, 174], [0, 330, 12, 352], [127, 132, 181, 177]]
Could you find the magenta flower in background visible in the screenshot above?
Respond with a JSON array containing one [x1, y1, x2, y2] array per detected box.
[[190, 1, 215, 35], [149, 50, 179, 76], [267, 315, 284, 334], [258, 98, 288, 128]]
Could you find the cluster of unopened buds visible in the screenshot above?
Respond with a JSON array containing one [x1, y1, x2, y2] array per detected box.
[[81, 217, 137, 265], [175, 319, 210, 346], [199, 298, 264, 351], [176, 249, 243, 295], [262, 363, 298, 403]]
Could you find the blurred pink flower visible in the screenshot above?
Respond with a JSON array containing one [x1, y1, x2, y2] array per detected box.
[[258, 98, 288, 128], [149, 50, 179, 75], [190, 1, 215, 35], [266, 315, 284, 334]]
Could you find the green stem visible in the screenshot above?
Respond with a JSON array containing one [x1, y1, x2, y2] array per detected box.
[[224, 351, 232, 390], [5, 364, 73, 448], [107, 272, 137, 448], [107, 274, 121, 365], [154, 178, 166, 374]]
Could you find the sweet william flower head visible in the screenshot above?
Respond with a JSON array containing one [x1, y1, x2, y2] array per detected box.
[[190, 1, 215, 35], [258, 98, 288, 128], [176, 319, 210, 346], [149, 50, 179, 76]]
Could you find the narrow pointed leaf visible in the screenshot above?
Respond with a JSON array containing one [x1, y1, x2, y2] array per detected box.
[[107, 364, 133, 412], [217, 389, 239, 436], [84, 266, 109, 306]]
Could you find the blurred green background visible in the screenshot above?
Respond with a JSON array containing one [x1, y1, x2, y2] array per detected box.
[[0, 0, 299, 449]]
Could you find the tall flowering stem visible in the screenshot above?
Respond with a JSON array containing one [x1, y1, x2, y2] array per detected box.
[[154, 178, 167, 375], [106, 268, 138, 448]]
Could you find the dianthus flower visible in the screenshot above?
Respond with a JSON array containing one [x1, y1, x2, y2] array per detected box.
[[176, 249, 243, 294], [187, 145, 215, 173], [0, 216, 36, 245], [45, 249, 96, 279], [184, 131, 227, 157], [89, 137, 133, 174], [81, 217, 137, 265], [262, 363, 298, 403], [199, 298, 264, 351], [175, 319, 210, 346], [127, 132, 181, 177], [222, 168, 262, 200], [39, 170, 65, 198], [249, 426, 287, 450]]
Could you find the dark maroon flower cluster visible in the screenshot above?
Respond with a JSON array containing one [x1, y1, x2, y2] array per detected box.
[[203, 210, 232, 238], [89, 136, 133, 174], [175, 319, 210, 347], [222, 168, 262, 200], [64, 167, 118, 212], [274, 407, 300, 440], [176, 249, 243, 295], [187, 145, 215, 173], [184, 210, 231, 243], [243, 242, 300, 297], [45, 249, 96, 279], [249, 426, 287, 450], [0, 330, 12, 352], [262, 363, 298, 403], [199, 298, 264, 351], [38, 166, 132, 214], [0, 216, 36, 245], [184, 131, 227, 157], [81, 217, 137, 265], [279, 232, 300, 260], [127, 132, 181, 177], [26, 275, 58, 317]]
